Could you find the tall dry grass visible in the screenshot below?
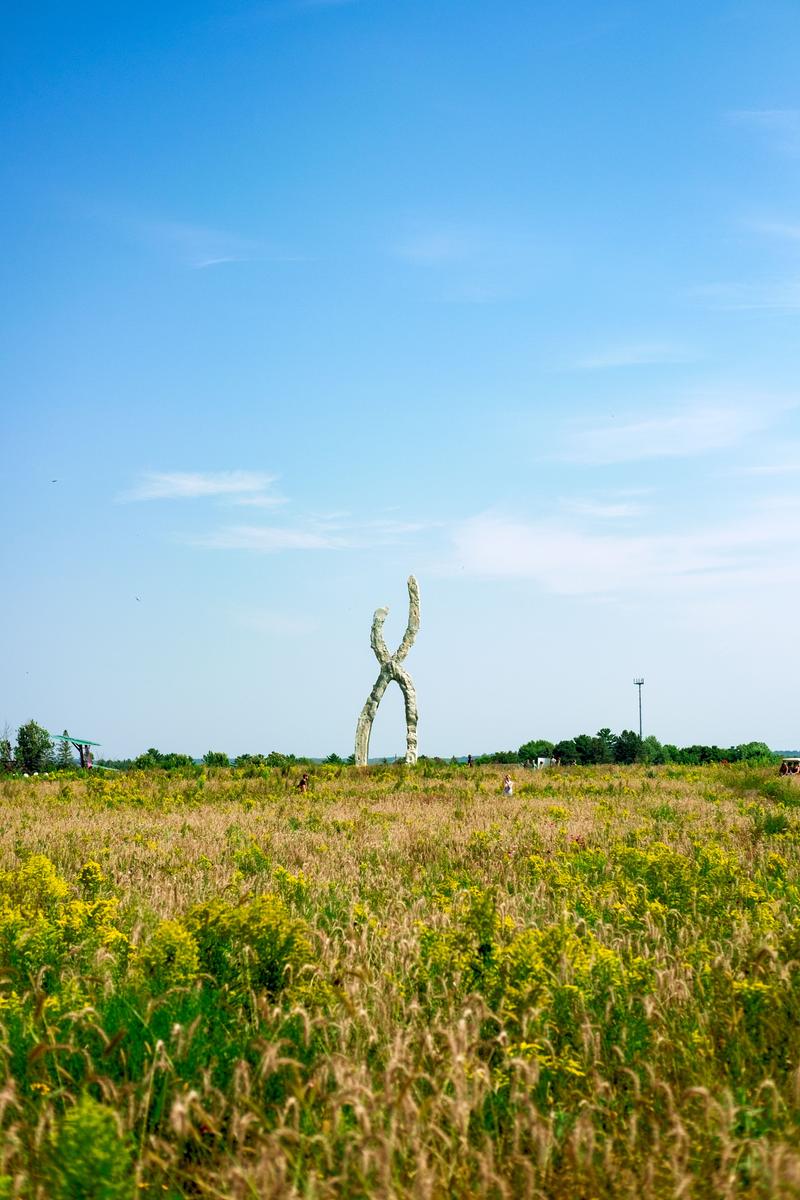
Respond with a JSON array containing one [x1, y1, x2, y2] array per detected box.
[[1, 762, 800, 1198]]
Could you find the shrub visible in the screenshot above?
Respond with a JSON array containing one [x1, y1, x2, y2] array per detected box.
[[0, 855, 127, 979], [233, 839, 272, 876], [136, 919, 200, 990], [47, 1094, 133, 1200], [1, 854, 69, 915], [78, 860, 105, 898], [186, 893, 314, 997]]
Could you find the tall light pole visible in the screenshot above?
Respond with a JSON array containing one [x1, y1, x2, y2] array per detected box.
[[633, 678, 644, 741]]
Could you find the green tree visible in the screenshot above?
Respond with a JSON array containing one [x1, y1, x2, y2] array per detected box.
[[640, 734, 664, 764], [733, 741, 775, 763], [679, 744, 724, 765], [475, 750, 520, 764], [614, 730, 641, 764], [554, 738, 578, 765], [0, 725, 12, 773], [324, 752, 344, 764], [235, 753, 267, 768], [133, 747, 195, 770], [203, 750, 230, 767], [573, 733, 601, 765], [518, 739, 555, 762], [55, 732, 75, 770], [265, 751, 297, 768], [596, 728, 615, 763], [15, 719, 53, 774], [133, 747, 161, 769]]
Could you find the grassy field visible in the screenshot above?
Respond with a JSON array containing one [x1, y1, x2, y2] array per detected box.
[[2, 762, 800, 1199]]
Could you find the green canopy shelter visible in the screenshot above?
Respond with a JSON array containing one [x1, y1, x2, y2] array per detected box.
[[50, 731, 101, 769]]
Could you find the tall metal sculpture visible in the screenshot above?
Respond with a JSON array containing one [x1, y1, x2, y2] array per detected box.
[[355, 576, 420, 766]]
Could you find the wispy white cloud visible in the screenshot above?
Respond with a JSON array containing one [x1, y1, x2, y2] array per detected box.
[[393, 227, 477, 264], [123, 475, 430, 553], [729, 108, 800, 155], [229, 493, 288, 509], [192, 256, 248, 269], [437, 282, 516, 305], [571, 343, 696, 370], [449, 498, 800, 598], [144, 219, 306, 269], [737, 446, 800, 476], [561, 402, 770, 465], [310, 509, 352, 522], [190, 525, 347, 552], [746, 219, 800, 242], [742, 463, 800, 476], [729, 108, 800, 126], [306, 508, 434, 536], [121, 471, 281, 503], [363, 518, 432, 536], [696, 279, 800, 311], [560, 498, 646, 519], [86, 202, 305, 269], [129, 215, 262, 269], [187, 511, 433, 554], [389, 220, 550, 304]]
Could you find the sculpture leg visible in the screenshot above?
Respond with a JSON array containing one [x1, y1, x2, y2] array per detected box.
[[355, 668, 390, 766], [394, 664, 418, 766]]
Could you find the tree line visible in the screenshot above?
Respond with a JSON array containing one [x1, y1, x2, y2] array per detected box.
[[0, 718, 780, 775], [0, 720, 77, 774], [99, 749, 347, 770], [0, 725, 344, 775], [476, 730, 776, 766]]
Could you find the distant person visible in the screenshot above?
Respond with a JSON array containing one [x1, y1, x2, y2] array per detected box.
[[297, 772, 309, 794], [466, 754, 473, 768], [502, 773, 513, 796]]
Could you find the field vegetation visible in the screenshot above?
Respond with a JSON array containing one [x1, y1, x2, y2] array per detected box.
[[2, 761, 800, 1198]]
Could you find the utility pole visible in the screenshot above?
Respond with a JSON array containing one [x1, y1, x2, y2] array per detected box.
[[633, 678, 644, 741]]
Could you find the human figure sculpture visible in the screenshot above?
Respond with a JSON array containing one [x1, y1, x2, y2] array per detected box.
[[355, 576, 420, 766]]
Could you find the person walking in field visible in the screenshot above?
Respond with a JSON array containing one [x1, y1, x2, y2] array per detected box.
[[502, 773, 513, 796]]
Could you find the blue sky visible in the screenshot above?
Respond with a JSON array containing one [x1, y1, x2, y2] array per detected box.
[[3, 0, 800, 758]]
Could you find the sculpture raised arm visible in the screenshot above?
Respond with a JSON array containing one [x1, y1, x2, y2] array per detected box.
[[394, 575, 420, 665], [355, 576, 420, 766], [369, 606, 392, 667]]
